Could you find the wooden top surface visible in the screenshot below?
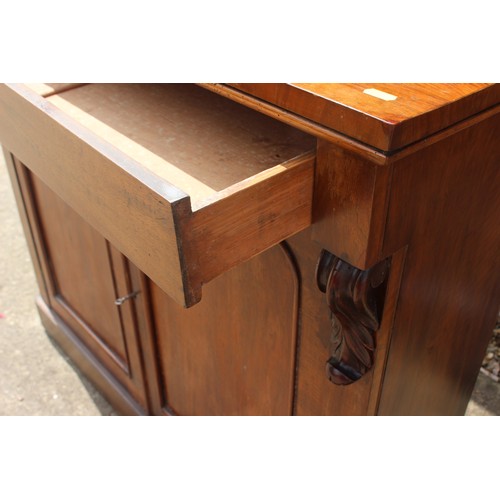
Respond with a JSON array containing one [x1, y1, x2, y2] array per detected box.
[[227, 83, 500, 152]]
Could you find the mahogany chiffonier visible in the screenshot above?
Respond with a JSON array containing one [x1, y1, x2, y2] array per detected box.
[[0, 83, 498, 415]]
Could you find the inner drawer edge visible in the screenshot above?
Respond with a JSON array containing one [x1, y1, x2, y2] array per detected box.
[[46, 83, 316, 208]]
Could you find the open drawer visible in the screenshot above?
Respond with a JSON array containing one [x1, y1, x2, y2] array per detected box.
[[0, 83, 316, 306]]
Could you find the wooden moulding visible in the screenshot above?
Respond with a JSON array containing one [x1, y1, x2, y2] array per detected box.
[[0, 83, 315, 307], [221, 83, 500, 152], [316, 250, 391, 386]]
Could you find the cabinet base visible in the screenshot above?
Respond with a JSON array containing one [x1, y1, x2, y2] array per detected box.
[[36, 296, 146, 416]]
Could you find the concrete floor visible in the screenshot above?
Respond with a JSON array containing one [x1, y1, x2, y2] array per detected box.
[[1, 154, 498, 416]]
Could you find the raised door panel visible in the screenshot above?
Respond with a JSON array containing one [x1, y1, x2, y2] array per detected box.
[[147, 244, 299, 416], [26, 168, 148, 409]]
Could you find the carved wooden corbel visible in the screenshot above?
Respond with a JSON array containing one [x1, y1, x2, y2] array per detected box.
[[316, 250, 390, 385]]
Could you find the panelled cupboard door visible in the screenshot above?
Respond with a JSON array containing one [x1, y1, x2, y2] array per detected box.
[[26, 168, 149, 411], [145, 244, 300, 416]]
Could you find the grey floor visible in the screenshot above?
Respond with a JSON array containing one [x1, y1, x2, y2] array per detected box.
[[1, 154, 498, 416]]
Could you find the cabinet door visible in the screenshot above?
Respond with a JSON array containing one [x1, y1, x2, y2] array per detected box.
[[137, 244, 300, 416], [17, 161, 149, 413]]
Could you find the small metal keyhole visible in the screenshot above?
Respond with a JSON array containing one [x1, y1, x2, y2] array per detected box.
[[114, 291, 140, 306]]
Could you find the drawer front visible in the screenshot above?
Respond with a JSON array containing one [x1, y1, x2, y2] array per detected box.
[[0, 83, 315, 307]]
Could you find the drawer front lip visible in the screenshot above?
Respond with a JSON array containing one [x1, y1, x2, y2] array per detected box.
[[0, 83, 315, 307]]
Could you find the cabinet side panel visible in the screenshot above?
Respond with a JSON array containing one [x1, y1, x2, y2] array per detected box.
[[148, 245, 299, 416], [378, 112, 500, 415]]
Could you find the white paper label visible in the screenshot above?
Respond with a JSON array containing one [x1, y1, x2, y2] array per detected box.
[[363, 88, 398, 101]]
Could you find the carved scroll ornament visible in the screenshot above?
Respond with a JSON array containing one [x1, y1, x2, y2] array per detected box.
[[316, 250, 390, 385]]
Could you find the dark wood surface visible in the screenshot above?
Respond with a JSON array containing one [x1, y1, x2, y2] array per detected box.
[[0, 83, 190, 305], [311, 140, 392, 270], [20, 166, 149, 411], [0, 83, 315, 307], [377, 111, 500, 415], [3, 149, 51, 305], [185, 152, 314, 286], [1, 83, 498, 415], [145, 244, 299, 416], [285, 230, 405, 415], [36, 297, 146, 416], [316, 251, 390, 385], [226, 83, 500, 151]]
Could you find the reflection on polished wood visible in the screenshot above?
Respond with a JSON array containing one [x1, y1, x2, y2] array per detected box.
[[1, 83, 498, 415]]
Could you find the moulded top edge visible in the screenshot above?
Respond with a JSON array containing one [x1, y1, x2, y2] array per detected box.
[[226, 83, 500, 152]]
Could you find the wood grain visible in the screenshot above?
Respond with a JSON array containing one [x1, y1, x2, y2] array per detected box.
[[227, 83, 500, 151], [146, 244, 299, 416], [0, 83, 315, 307], [0, 83, 191, 305], [312, 140, 392, 269], [36, 296, 146, 416], [3, 151, 51, 305], [200, 83, 389, 164], [31, 172, 129, 369], [27, 172, 149, 408], [288, 230, 375, 415], [3, 83, 499, 417], [23, 83, 86, 97], [48, 83, 316, 205], [316, 251, 390, 385], [378, 110, 500, 415], [187, 152, 315, 285]]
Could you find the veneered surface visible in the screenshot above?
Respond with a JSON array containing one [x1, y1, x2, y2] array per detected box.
[[228, 83, 500, 151], [149, 245, 299, 416]]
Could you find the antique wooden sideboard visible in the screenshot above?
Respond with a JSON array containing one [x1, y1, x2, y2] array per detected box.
[[1, 83, 498, 415]]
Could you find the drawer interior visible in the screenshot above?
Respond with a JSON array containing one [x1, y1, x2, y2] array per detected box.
[[47, 83, 316, 210], [1, 83, 316, 306]]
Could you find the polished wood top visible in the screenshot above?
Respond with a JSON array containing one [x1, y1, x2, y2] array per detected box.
[[227, 83, 500, 152]]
